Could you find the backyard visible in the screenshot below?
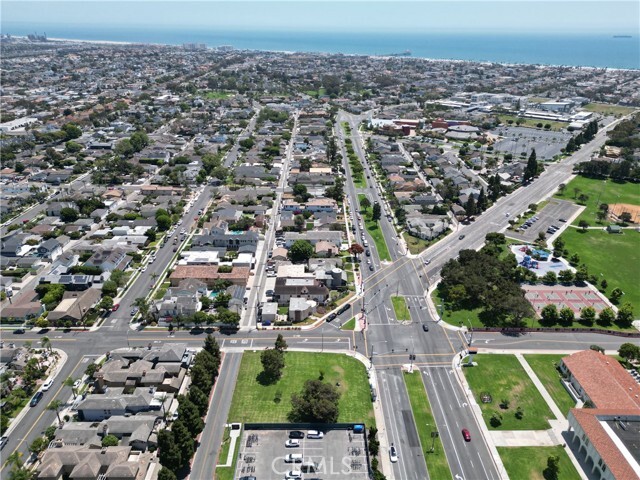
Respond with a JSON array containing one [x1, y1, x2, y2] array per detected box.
[[404, 372, 451, 480], [463, 354, 554, 430], [523, 354, 576, 416], [498, 446, 581, 480], [227, 352, 374, 425]]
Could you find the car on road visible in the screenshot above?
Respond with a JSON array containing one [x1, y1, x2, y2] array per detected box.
[[130, 308, 138, 316], [285, 453, 303, 463], [369, 265, 374, 271], [327, 313, 337, 322], [307, 430, 324, 439], [142, 266, 147, 272], [289, 431, 305, 439], [0, 436, 8, 450], [73, 379, 82, 390], [389, 444, 398, 463], [559, 218, 567, 222], [458, 234, 465, 240], [170, 411, 179, 421], [239, 477, 256, 480], [337, 304, 350, 315], [173, 247, 178, 252], [424, 259, 431, 265], [41, 378, 53, 392], [14, 327, 25, 334], [462, 428, 471, 441], [30, 391, 43, 407], [365, 249, 370, 256], [422, 324, 429, 332], [285, 439, 300, 448]]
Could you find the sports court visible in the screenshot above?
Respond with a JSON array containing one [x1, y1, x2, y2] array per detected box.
[[522, 284, 611, 315]]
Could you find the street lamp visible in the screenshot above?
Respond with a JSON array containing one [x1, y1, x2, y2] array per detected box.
[[370, 340, 388, 368], [465, 318, 473, 346]]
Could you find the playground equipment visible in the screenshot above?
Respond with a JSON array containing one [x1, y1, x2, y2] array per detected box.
[[522, 255, 539, 269]]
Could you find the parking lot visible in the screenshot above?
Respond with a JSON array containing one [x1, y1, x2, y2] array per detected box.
[[234, 427, 370, 479], [492, 126, 572, 160], [507, 199, 582, 243]]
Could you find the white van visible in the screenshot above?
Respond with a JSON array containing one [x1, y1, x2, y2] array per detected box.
[[285, 453, 303, 463]]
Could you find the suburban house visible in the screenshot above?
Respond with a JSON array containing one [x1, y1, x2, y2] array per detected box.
[[84, 248, 132, 271], [47, 289, 102, 325], [283, 231, 342, 248], [273, 277, 330, 306], [77, 387, 171, 421], [288, 297, 317, 322], [169, 265, 250, 288], [37, 238, 63, 261]]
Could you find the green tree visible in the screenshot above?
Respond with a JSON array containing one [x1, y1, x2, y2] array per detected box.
[[275, 333, 288, 352], [177, 395, 204, 435], [190, 364, 213, 392], [130, 131, 150, 152], [158, 429, 181, 473], [619, 342, 640, 361], [574, 264, 589, 284], [115, 138, 134, 157], [47, 399, 63, 424], [616, 302, 634, 328], [64, 376, 78, 396], [360, 197, 371, 211], [61, 123, 82, 140], [171, 420, 194, 468], [559, 306, 575, 326], [60, 207, 79, 223], [579, 306, 597, 326], [540, 304, 559, 326], [578, 219, 590, 231], [65, 141, 83, 153], [597, 307, 615, 327], [542, 271, 557, 285], [98, 296, 114, 313], [203, 334, 221, 360], [188, 385, 210, 417], [156, 214, 172, 232], [557, 270, 574, 284], [288, 240, 314, 263], [543, 454, 560, 480], [523, 149, 538, 182], [610, 287, 624, 303], [101, 434, 119, 447], [372, 202, 381, 221], [260, 348, 285, 381], [157, 467, 177, 480], [28, 436, 47, 455], [102, 280, 118, 298], [289, 379, 341, 423]]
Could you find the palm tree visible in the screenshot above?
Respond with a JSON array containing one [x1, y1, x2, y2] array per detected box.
[[47, 400, 63, 424], [63, 377, 78, 397], [6, 450, 23, 469], [41, 336, 52, 352]]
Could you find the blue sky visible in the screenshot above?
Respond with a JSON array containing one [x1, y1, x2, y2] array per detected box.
[[2, 1, 638, 34]]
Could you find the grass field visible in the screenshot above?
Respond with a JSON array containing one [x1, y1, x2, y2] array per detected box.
[[215, 427, 236, 480], [555, 176, 640, 225], [402, 231, 433, 254], [202, 90, 232, 100], [404, 372, 451, 480], [583, 103, 637, 117], [358, 194, 391, 261], [498, 115, 568, 132], [523, 354, 575, 416], [498, 446, 581, 480], [391, 296, 411, 321], [463, 355, 554, 430], [560, 227, 640, 315], [227, 352, 374, 425], [340, 317, 356, 330]]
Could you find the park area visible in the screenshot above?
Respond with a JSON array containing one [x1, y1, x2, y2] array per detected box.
[[523, 354, 576, 416], [559, 227, 640, 315], [498, 446, 581, 480], [463, 355, 554, 430], [227, 351, 375, 425]]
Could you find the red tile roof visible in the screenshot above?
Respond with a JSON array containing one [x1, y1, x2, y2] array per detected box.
[[569, 408, 640, 480], [562, 350, 640, 410]]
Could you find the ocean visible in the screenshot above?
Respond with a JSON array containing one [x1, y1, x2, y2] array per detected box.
[[3, 22, 639, 69]]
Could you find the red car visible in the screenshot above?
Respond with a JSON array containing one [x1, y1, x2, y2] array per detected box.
[[112, 304, 120, 312], [462, 429, 471, 442]]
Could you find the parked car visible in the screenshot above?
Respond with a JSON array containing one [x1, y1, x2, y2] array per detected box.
[[0, 436, 8, 450], [462, 428, 471, 441], [112, 304, 120, 312], [289, 431, 305, 439], [41, 378, 53, 392], [285, 453, 303, 463], [458, 234, 465, 240], [327, 313, 337, 322], [285, 471, 302, 480], [285, 439, 300, 448], [307, 430, 324, 439]]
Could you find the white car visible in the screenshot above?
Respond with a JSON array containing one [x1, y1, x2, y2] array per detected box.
[[306, 430, 324, 439], [41, 378, 53, 392], [73, 379, 82, 390], [285, 439, 300, 448], [285, 471, 302, 479], [389, 444, 398, 463]]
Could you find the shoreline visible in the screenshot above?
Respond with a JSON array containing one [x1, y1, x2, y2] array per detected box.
[[9, 35, 638, 72]]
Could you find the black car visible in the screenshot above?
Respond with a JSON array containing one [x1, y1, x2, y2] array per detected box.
[[30, 391, 43, 407], [458, 234, 465, 240], [289, 430, 305, 439], [365, 249, 370, 256], [0, 436, 8, 450], [327, 313, 337, 322], [422, 324, 429, 332], [337, 304, 350, 315]]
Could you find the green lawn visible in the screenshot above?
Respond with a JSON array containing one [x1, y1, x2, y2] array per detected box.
[[555, 176, 639, 225], [583, 103, 637, 117], [523, 355, 575, 416], [391, 296, 410, 321], [498, 446, 581, 480], [402, 231, 433, 255], [404, 372, 451, 480], [559, 227, 640, 315], [463, 355, 554, 430], [202, 90, 231, 100], [498, 115, 568, 132], [358, 194, 391, 261], [215, 427, 235, 480], [431, 289, 486, 329], [340, 317, 356, 330], [227, 352, 374, 425]]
